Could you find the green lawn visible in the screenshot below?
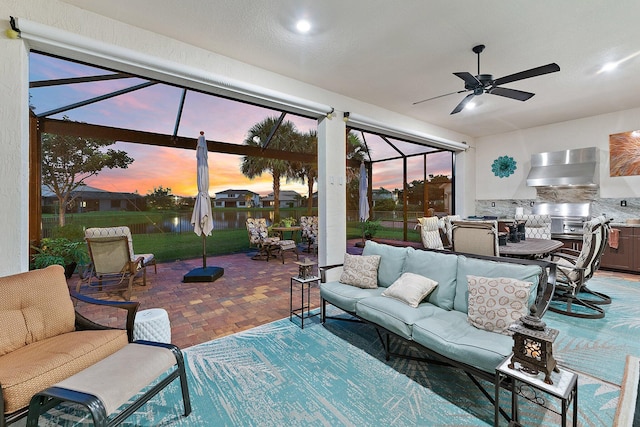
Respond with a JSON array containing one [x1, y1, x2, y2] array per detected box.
[[43, 212, 419, 263]]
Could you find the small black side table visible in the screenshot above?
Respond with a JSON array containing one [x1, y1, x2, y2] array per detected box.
[[495, 354, 578, 427], [290, 275, 319, 329]]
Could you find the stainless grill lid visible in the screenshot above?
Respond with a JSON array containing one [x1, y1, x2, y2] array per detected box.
[[532, 202, 591, 219]]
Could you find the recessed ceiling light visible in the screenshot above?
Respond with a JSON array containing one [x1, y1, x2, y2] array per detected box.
[[465, 101, 476, 110], [296, 19, 311, 33]]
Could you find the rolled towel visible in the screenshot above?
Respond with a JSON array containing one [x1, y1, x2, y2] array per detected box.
[[609, 228, 620, 249]]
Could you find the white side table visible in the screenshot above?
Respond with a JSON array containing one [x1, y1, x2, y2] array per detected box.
[[495, 354, 578, 427], [133, 308, 171, 343]]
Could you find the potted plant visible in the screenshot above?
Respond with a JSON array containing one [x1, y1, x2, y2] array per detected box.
[[31, 237, 89, 279], [362, 219, 381, 239], [279, 217, 297, 228]]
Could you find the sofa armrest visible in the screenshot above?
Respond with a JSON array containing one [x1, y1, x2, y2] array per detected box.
[[319, 264, 344, 283], [71, 292, 139, 342]]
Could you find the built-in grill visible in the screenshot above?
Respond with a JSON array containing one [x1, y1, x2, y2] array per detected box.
[[532, 202, 592, 238]]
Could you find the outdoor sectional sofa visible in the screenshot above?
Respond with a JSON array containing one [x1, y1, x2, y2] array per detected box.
[[320, 241, 556, 396]]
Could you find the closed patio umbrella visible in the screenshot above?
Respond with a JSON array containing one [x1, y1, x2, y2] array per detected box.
[[358, 161, 370, 246], [184, 131, 224, 282]]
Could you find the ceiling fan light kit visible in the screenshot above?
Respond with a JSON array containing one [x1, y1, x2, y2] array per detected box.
[[414, 44, 560, 114]]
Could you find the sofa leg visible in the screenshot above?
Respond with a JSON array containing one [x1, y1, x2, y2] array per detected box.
[[320, 298, 326, 324]]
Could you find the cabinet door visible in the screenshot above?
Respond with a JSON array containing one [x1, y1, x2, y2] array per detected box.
[[600, 227, 633, 271], [634, 228, 640, 272]]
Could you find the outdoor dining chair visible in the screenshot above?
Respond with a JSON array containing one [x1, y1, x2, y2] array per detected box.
[[246, 218, 299, 263], [415, 216, 444, 250], [451, 220, 500, 257], [515, 213, 552, 240], [299, 215, 318, 253], [439, 214, 461, 248], [549, 215, 611, 319]]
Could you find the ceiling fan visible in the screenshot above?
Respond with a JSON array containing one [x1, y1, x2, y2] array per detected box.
[[413, 44, 560, 114]]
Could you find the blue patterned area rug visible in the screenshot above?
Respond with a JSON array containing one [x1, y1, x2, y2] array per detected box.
[[43, 275, 639, 426]]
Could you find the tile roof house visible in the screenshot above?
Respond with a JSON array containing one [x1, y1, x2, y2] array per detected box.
[[213, 189, 260, 208], [261, 191, 302, 208], [41, 185, 146, 213]]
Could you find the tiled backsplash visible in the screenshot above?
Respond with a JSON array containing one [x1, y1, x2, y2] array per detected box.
[[476, 198, 640, 222]]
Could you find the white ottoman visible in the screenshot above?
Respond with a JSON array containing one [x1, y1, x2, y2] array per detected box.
[[133, 308, 171, 343]]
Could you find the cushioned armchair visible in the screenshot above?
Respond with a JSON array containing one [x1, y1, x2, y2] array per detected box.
[[299, 216, 318, 253], [246, 218, 280, 260], [0, 265, 138, 427], [549, 215, 611, 319], [246, 218, 299, 263]]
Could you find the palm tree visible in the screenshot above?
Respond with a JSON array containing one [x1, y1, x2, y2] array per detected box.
[[241, 117, 298, 222], [287, 130, 317, 215]]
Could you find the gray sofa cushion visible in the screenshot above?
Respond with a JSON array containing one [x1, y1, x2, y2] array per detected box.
[[453, 256, 542, 313], [402, 248, 458, 310], [412, 310, 513, 373], [320, 281, 385, 313], [356, 297, 442, 339], [362, 241, 409, 287]]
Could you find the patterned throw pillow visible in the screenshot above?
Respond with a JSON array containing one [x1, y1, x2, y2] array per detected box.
[[382, 272, 438, 308], [466, 275, 532, 335], [339, 253, 381, 289]]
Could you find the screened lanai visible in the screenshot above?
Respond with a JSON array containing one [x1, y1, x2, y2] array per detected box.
[[29, 51, 456, 261]]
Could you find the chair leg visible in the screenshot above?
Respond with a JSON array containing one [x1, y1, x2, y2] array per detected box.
[[549, 289, 605, 319], [579, 286, 611, 305], [127, 276, 134, 301]]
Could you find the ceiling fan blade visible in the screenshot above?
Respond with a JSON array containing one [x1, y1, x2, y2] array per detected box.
[[451, 93, 475, 115], [453, 72, 481, 87], [488, 87, 535, 101], [413, 89, 468, 105], [493, 63, 560, 86]]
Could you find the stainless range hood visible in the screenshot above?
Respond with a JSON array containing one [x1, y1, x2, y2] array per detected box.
[[526, 147, 598, 187]]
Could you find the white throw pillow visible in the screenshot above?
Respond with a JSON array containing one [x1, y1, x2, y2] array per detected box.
[[339, 253, 381, 289], [466, 275, 532, 335], [382, 272, 438, 308]]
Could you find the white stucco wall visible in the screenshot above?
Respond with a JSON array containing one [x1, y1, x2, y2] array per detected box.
[[0, 13, 29, 274], [0, 0, 471, 275], [475, 107, 640, 201]]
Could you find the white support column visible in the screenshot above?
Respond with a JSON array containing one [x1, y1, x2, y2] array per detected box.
[[317, 113, 346, 277], [0, 36, 30, 274]]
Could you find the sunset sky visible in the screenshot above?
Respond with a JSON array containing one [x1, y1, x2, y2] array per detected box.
[[30, 53, 451, 198]]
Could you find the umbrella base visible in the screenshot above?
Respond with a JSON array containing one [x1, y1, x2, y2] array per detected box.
[[183, 266, 224, 283]]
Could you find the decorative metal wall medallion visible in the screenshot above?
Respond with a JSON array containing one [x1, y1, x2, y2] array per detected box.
[[492, 155, 517, 178]]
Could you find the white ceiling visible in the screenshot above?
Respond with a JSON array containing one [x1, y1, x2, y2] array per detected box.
[[60, 0, 640, 138]]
